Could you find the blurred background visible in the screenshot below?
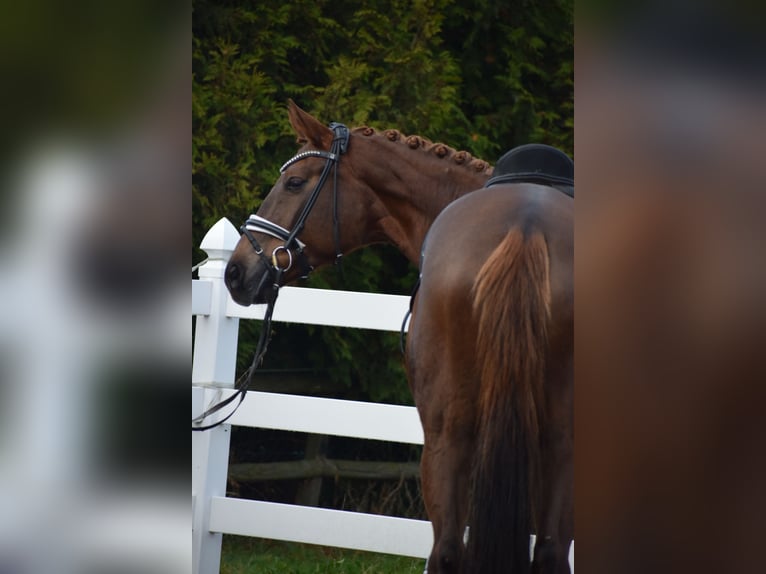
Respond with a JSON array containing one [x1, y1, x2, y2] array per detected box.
[[0, 1, 189, 573], [576, 1, 766, 572]]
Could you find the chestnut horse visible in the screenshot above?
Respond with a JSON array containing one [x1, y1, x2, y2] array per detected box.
[[224, 101, 573, 573], [411, 183, 573, 574]]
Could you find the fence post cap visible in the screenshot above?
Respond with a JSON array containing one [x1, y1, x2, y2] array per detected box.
[[200, 217, 240, 260]]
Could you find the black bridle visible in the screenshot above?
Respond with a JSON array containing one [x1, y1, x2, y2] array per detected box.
[[240, 122, 350, 280], [192, 122, 350, 431]]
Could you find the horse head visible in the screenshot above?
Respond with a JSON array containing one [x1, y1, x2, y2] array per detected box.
[[225, 101, 372, 305]]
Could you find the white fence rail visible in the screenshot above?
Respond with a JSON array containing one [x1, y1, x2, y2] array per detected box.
[[192, 217, 573, 574]]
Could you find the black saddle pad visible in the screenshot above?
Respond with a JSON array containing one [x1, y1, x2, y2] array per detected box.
[[486, 143, 574, 197]]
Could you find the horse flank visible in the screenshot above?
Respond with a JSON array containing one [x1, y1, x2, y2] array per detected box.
[[465, 227, 551, 574]]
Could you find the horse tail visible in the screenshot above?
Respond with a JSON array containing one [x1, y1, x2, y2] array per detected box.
[[463, 227, 550, 574]]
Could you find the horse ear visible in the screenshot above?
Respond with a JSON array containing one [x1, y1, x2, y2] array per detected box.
[[287, 99, 333, 149]]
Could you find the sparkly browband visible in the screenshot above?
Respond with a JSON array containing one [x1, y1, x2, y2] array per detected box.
[[280, 150, 338, 173]]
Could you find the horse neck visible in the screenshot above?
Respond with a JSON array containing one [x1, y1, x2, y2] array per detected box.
[[352, 133, 491, 264]]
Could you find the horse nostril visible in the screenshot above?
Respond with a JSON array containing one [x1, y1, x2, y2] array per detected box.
[[226, 262, 240, 287]]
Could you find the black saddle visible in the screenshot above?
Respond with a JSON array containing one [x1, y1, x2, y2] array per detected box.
[[486, 143, 574, 197]]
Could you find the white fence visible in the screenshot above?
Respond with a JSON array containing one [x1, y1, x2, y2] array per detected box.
[[192, 218, 430, 574], [191, 218, 574, 574]]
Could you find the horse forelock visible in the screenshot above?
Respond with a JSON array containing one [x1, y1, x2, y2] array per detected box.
[[352, 126, 493, 175]]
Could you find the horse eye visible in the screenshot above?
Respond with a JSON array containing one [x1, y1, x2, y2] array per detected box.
[[285, 176, 305, 192]]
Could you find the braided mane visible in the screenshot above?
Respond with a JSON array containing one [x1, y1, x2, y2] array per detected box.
[[353, 126, 494, 175]]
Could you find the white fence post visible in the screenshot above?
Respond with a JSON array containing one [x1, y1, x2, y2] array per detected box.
[[192, 217, 241, 574]]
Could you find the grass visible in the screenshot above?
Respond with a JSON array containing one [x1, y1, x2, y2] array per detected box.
[[221, 535, 426, 574]]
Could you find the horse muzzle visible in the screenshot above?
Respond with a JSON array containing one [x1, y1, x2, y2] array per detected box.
[[224, 258, 272, 305]]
